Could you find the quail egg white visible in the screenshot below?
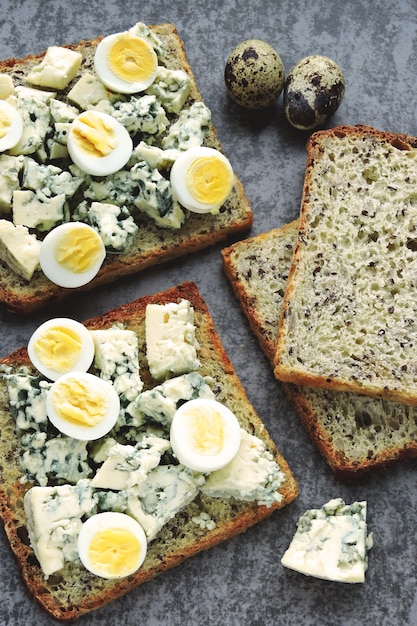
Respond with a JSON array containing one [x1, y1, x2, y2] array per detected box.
[[28, 317, 95, 381], [78, 512, 147, 579], [224, 39, 285, 109], [170, 146, 234, 214], [39, 222, 106, 288], [0, 100, 23, 151], [94, 30, 158, 94], [170, 398, 241, 472], [67, 110, 133, 176], [46, 371, 120, 440], [284, 55, 345, 130]]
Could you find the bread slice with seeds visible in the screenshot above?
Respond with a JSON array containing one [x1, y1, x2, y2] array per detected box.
[[222, 222, 417, 479], [274, 125, 417, 407]]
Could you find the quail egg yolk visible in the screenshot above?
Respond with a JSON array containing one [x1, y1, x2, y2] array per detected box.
[[88, 527, 142, 578], [184, 404, 225, 457], [187, 155, 233, 208], [54, 225, 104, 274], [50, 377, 107, 427], [72, 112, 116, 158], [108, 34, 156, 84], [33, 326, 83, 373]]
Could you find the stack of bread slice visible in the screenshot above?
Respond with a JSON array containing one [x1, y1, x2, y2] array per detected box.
[[222, 124, 417, 479]]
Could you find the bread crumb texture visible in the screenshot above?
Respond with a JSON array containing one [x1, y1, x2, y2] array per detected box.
[[275, 125, 417, 406], [222, 206, 417, 479]]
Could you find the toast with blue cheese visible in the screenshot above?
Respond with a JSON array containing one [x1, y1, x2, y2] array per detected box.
[[0, 281, 297, 621], [0, 23, 252, 313], [222, 222, 417, 478], [273, 125, 417, 406]]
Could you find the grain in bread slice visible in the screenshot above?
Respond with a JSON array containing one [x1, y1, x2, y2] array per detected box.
[[273, 124, 417, 407], [222, 223, 417, 479], [0, 23, 252, 313], [0, 281, 297, 621]]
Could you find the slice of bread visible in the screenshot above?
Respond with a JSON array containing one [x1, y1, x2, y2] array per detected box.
[[273, 125, 417, 406], [0, 281, 297, 621], [0, 24, 252, 313], [222, 223, 417, 479]]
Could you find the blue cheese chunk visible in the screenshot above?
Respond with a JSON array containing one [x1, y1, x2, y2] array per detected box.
[[12, 189, 67, 232], [145, 298, 200, 380], [145, 67, 191, 114], [20, 433, 92, 486], [131, 160, 186, 229], [111, 94, 168, 136], [91, 325, 143, 400], [24, 480, 97, 577], [128, 22, 165, 59], [2, 367, 49, 431], [131, 141, 179, 170], [162, 101, 211, 151], [91, 435, 170, 490], [49, 98, 79, 123], [127, 464, 205, 541], [26, 46, 82, 90], [281, 498, 373, 583], [83, 168, 136, 207], [0, 154, 25, 213], [67, 72, 114, 110], [74, 201, 138, 252], [22, 158, 83, 197], [47, 123, 71, 159], [134, 371, 214, 430], [201, 429, 285, 506], [0, 219, 40, 280]]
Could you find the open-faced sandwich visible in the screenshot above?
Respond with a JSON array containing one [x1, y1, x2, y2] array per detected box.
[[0, 281, 297, 621], [0, 22, 252, 313]]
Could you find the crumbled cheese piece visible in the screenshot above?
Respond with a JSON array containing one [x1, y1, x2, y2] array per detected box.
[[281, 498, 373, 583], [201, 429, 285, 506], [91, 436, 170, 490], [146, 66, 191, 114], [24, 480, 97, 577], [67, 72, 113, 110], [27, 46, 82, 90], [0, 219, 40, 279], [145, 298, 200, 380]]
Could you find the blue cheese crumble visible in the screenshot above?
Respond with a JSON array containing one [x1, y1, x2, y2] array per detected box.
[[281, 498, 373, 583]]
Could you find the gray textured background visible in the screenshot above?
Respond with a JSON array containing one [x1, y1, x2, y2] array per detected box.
[[1, 0, 417, 624]]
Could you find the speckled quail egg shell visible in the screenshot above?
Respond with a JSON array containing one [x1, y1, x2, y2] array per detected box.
[[224, 39, 285, 109], [284, 55, 345, 130]]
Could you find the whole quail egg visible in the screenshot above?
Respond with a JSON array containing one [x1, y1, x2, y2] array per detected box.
[[224, 39, 285, 109], [284, 55, 345, 130]]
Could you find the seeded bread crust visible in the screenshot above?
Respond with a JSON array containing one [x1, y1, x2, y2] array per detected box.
[[273, 124, 417, 406], [0, 24, 253, 314], [0, 281, 297, 621], [222, 223, 417, 479]]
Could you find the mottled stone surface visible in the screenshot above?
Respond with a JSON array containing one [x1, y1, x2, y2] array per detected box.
[[1, 1, 417, 624]]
